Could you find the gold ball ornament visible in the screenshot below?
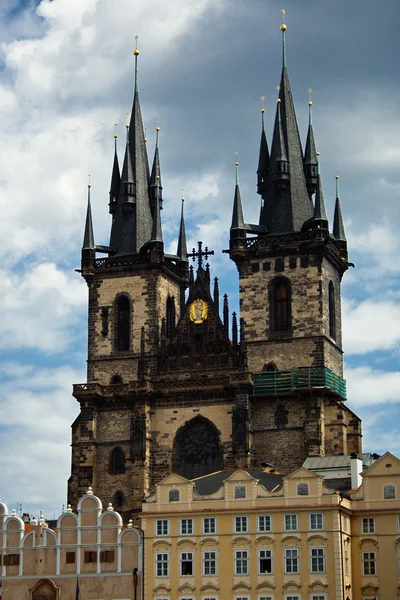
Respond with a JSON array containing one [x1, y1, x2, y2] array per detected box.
[[133, 49, 139, 56], [280, 23, 287, 31]]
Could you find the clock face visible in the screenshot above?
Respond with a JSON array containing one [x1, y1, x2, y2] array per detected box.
[[189, 298, 208, 324]]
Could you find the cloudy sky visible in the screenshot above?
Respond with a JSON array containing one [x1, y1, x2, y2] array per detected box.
[[0, 0, 399, 519]]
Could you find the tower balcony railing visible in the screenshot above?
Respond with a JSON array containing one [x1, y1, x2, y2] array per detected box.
[[253, 366, 346, 400]]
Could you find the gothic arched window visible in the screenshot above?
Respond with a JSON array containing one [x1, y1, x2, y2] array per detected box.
[[110, 447, 125, 474], [166, 296, 176, 338], [115, 295, 131, 352], [269, 277, 291, 334], [173, 416, 222, 480], [114, 490, 125, 508], [329, 281, 336, 340]]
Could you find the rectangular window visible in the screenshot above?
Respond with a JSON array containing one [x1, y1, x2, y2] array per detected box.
[[258, 596, 274, 600], [203, 550, 217, 576], [234, 550, 249, 575], [235, 516, 249, 533], [310, 547, 325, 573], [284, 596, 300, 600], [284, 514, 298, 531], [309, 513, 324, 530], [203, 597, 218, 600], [284, 548, 299, 573], [362, 551, 376, 575], [4, 554, 20, 566], [311, 596, 327, 600], [66, 551, 76, 564], [258, 515, 272, 532], [156, 552, 169, 577], [84, 551, 97, 563], [258, 549, 273, 574], [180, 551, 194, 576], [345, 547, 349, 575], [203, 517, 217, 534], [100, 550, 115, 562], [361, 517, 375, 534], [235, 485, 246, 499], [180, 518, 193, 535], [235, 597, 249, 600], [156, 519, 169, 536]]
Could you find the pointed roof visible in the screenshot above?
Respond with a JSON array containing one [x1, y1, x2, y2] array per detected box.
[[150, 175, 163, 243], [313, 160, 328, 226], [82, 184, 95, 250], [121, 135, 134, 184], [230, 161, 245, 230], [304, 102, 317, 166], [109, 135, 121, 196], [271, 99, 288, 163], [149, 127, 162, 202], [259, 20, 312, 233], [333, 176, 347, 241], [177, 197, 188, 262], [257, 107, 269, 194]]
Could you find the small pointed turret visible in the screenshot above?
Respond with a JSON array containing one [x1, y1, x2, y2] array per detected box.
[[109, 128, 120, 215], [303, 96, 318, 201], [271, 98, 289, 184], [230, 159, 246, 251], [311, 154, 329, 230], [83, 181, 95, 250], [232, 311, 238, 347], [213, 277, 220, 313], [150, 172, 163, 244], [257, 98, 269, 196], [333, 173, 348, 261], [177, 197, 188, 262], [149, 123, 163, 213], [223, 294, 229, 336]]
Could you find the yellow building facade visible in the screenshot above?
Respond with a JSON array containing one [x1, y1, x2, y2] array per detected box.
[[141, 452, 400, 600], [0, 488, 142, 600]]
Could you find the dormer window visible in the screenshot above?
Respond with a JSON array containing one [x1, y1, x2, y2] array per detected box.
[[169, 488, 180, 502], [297, 482, 309, 496], [234, 485, 246, 499]]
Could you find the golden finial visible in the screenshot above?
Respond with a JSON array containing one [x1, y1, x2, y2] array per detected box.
[[156, 114, 161, 132], [280, 9, 287, 31], [336, 165, 339, 180], [133, 35, 139, 56], [235, 151, 239, 167], [277, 98, 281, 104], [125, 111, 129, 129], [260, 96, 265, 113], [144, 126, 147, 142], [308, 88, 313, 107], [316, 151, 320, 157], [182, 188, 185, 202], [88, 174, 91, 188], [114, 123, 118, 139]]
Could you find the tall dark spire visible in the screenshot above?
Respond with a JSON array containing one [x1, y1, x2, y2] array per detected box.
[[83, 181, 95, 250], [149, 122, 163, 214], [231, 160, 245, 230], [109, 127, 120, 215], [259, 13, 312, 233], [150, 170, 163, 244], [257, 98, 269, 196], [333, 174, 346, 241], [177, 197, 188, 262], [303, 95, 318, 202], [311, 155, 329, 230]]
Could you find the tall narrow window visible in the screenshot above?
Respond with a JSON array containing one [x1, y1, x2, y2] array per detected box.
[[166, 296, 176, 338], [110, 447, 125, 474], [269, 277, 291, 334], [115, 295, 130, 351], [329, 281, 336, 340]]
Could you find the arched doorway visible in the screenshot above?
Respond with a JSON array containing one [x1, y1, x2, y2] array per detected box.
[[31, 579, 58, 600], [173, 416, 223, 479]]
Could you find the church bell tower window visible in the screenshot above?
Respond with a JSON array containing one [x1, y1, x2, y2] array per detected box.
[[269, 277, 291, 334], [329, 281, 336, 340], [115, 295, 131, 352]]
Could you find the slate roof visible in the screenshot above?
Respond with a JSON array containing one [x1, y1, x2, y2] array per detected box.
[[192, 469, 283, 496]]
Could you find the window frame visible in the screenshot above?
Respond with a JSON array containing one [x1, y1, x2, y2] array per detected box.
[[169, 488, 180, 502], [180, 518, 194, 536], [258, 548, 273, 575], [268, 276, 292, 335], [155, 552, 170, 577], [202, 550, 217, 576], [284, 547, 300, 574], [284, 513, 299, 531], [362, 551, 377, 576], [234, 484, 246, 499], [310, 547, 326, 573], [309, 513, 324, 531], [234, 549, 249, 576], [328, 280, 336, 340], [180, 550, 194, 577], [361, 517, 376, 534], [114, 294, 131, 352], [258, 514, 272, 532], [202, 516, 217, 535], [296, 482, 309, 496], [383, 483, 396, 499], [234, 515, 249, 533], [155, 519, 170, 537]]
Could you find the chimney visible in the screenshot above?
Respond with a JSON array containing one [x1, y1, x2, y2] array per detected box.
[[350, 452, 362, 489]]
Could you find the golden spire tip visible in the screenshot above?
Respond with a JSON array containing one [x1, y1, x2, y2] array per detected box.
[[88, 174, 91, 188], [134, 35, 139, 55], [280, 9, 286, 30]]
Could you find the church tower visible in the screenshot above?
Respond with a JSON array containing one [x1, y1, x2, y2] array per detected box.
[[229, 12, 361, 472], [69, 19, 362, 518]]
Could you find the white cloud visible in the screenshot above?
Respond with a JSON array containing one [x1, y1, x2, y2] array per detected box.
[[0, 263, 86, 351], [346, 365, 400, 406], [342, 297, 400, 355]]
